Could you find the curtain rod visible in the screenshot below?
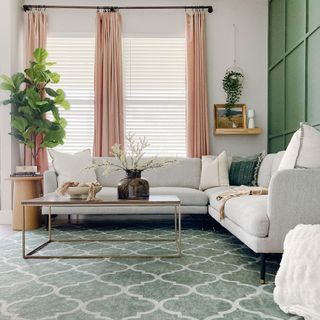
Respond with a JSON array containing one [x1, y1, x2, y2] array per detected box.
[[23, 5, 214, 13]]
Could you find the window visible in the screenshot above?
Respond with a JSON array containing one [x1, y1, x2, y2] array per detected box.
[[47, 36, 186, 156], [123, 37, 186, 156], [47, 35, 95, 154]]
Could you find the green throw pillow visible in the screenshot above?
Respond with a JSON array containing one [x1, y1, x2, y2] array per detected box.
[[229, 153, 264, 186]]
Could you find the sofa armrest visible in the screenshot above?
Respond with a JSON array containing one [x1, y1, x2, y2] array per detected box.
[[43, 170, 58, 194], [267, 168, 320, 250]]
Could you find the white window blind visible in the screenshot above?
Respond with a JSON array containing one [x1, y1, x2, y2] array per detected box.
[[47, 36, 95, 154], [123, 37, 186, 156]]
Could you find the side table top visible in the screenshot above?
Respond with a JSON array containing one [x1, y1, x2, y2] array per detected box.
[[7, 176, 43, 181], [21, 194, 181, 206]]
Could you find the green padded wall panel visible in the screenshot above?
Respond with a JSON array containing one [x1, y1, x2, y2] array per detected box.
[[308, 0, 320, 32], [285, 44, 305, 131], [269, 63, 284, 135], [268, 0, 320, 152], [269, 136, 284, 153], [307, 29, 320, 124], [286, 0, 306, 50], [269, 0, 285, 66]]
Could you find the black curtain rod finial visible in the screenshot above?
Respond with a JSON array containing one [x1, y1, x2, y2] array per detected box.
[[208, 6, 213, 13]]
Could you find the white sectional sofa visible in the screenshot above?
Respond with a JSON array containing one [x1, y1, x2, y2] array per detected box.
[[43, 152, 320, 282]]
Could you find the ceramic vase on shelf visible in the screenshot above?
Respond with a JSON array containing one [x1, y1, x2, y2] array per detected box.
[[118, 170, 150, 200], [247, 109, 255, 128]]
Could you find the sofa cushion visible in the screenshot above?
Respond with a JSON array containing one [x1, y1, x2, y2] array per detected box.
[[229, 153, 264, 186], [257, 151, 285, 187], [94, 157, 201, 189], [278, 128, 301, 171], [206, 187, 269, 237], [142, 158, 201, 188], [49, 149, 96, 186], [279, 124, 320, 170], [257, 153, 276, 187], [272, 151, 285, 174], [150, 187, 208, 206], [199, 152, 229, 190], [205, 186, 234, 209], [296, 124, 320, 168]]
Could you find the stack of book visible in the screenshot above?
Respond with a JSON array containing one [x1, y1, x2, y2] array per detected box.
[[10, 166, 42, 177], [10, 172, 42, 177]]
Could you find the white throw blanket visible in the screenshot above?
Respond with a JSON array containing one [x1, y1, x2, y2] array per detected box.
[[274, 224, 320, 320]]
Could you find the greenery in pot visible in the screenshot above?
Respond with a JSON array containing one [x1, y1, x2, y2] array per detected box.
[[0, 48, 69, 165], [88, 133, 178, 199], [90, 133, 178, 176], [222, 70, 244, 117]]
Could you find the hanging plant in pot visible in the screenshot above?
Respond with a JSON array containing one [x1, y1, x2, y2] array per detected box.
[[222, 69, 244, 119], [0, 48, 69, 169], [89, 134, 178, 200]]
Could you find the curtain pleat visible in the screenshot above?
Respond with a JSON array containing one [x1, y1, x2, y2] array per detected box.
[[185, 11, 210, 158], [93, 12, 124, 156], [24, 11, 49, 173]]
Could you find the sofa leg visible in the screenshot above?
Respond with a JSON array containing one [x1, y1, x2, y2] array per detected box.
[[211, 220, 222, 232], [260, 253, 267, 284], [44, 215, 49, 230], [201, 214, 207, 230], [201, 214, 222, 232]]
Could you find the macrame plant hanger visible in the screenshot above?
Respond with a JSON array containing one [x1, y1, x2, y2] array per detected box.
[[226, 24, 244, 76]]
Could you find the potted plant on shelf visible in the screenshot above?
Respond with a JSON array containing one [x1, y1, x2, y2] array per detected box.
[[0, 48, 69, 170], [222, 69, 244, 119], [90, 134, 178, 200]]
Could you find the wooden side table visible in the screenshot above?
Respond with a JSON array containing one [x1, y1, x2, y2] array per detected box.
[[7, 176, 43, 231]]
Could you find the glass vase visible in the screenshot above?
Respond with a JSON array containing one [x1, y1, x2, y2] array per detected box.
[[117, 170, 150, 200]]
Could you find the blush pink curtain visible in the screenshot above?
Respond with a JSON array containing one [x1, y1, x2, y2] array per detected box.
[[185, 11, 210, 158], [24, 11, 48, 173], [93, 12, 124, 157]]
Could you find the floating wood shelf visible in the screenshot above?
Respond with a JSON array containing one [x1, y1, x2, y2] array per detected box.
[[215, 128, 263, 135]]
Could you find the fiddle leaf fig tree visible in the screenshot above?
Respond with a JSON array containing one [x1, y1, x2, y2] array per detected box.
[[0, 48, 69, 165]]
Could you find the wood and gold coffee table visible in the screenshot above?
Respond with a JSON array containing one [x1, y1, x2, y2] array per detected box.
[[21, 195, 181, 259]]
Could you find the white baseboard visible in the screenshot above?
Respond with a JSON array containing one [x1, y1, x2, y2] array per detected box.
[[0, 210, 12, 225]]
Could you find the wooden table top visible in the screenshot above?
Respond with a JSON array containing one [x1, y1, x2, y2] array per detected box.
[[21, 194, 181, 206]]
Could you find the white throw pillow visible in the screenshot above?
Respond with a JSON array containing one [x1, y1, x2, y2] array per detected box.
[[49, 149, 97, 186], [278, 129, 301, 170], [199, 151, 229, 190], [279, 124, 320, 170], [296, 124, 320, 168]]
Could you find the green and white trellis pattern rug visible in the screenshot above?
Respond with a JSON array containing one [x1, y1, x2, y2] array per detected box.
[[0, 222, 302, 320]]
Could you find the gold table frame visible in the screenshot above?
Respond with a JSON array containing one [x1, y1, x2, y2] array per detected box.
[[21, 195, 181, 259]]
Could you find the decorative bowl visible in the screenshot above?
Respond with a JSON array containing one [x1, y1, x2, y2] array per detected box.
[[67, 186, 102, 199]]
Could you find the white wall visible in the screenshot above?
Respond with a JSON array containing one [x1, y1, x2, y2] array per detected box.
[[0, 0, 24, 224], [25, 0, 268, 157]]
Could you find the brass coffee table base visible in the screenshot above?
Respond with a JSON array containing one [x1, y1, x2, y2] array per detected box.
[[22, 195, 182, 259]]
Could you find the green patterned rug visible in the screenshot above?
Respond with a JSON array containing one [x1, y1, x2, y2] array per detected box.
[[0, 221, 301, 320]]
